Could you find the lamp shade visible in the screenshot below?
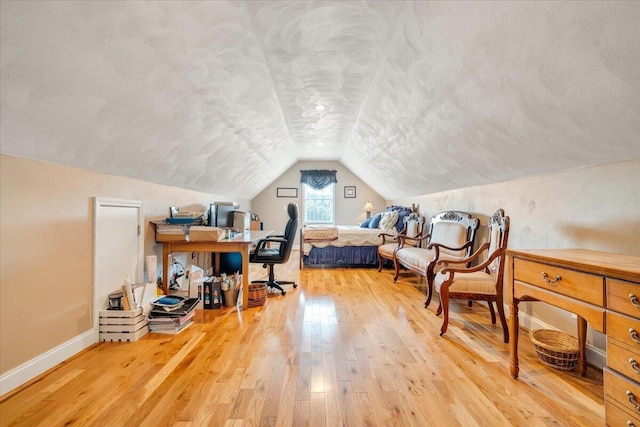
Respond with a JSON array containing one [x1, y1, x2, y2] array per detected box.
[[363, 201, 374, 212]]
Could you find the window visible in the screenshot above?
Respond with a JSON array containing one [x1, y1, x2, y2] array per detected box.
[[303, 183, 334, 224]]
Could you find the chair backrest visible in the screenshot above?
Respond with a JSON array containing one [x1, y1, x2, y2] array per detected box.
[[279, 203, 299, 262], [404, 213, 425, 238], [427, 211, 479, 257], [486, 209, 510, 277]]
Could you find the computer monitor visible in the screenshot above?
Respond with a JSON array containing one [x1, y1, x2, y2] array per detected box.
[[210, 202, 238, 228]]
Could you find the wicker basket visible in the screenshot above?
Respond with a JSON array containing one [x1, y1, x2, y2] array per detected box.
[[247, 283, 267, 307], [529, 329, 579, 371]]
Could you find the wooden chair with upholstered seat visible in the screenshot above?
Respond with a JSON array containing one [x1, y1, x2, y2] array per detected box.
[[393, 211, 480, 308], [434, 209, 510, 343], [377, 212, 425, 272]]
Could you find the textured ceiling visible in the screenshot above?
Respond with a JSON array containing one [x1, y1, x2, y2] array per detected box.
[[2, 1, 640, 200]]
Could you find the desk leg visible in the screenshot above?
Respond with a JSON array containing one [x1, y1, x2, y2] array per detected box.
[[577, 316, 588, 376], [509, 300, 520, 378], [241, 248, 249, 310]]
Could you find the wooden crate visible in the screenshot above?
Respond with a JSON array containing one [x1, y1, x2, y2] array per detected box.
[[99, 307, 148, 342]]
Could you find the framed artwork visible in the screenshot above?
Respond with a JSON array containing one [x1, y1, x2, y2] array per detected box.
[[276, 187, 298, 198], [344, 186, 356, 198]]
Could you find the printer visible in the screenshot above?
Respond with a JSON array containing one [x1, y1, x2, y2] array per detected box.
[[233, 211, 251, 232]]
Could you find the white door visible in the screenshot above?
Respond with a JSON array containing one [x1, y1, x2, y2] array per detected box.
[[93, 198, 144, 342]]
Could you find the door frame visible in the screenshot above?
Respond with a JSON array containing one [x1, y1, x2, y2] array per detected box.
[[93, 197, 144, 342]]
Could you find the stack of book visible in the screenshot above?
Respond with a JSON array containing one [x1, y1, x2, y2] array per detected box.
[[147, 296, 199, 334]]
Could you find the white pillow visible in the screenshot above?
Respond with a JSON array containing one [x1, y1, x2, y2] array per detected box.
[[379, 211, 399, 231]]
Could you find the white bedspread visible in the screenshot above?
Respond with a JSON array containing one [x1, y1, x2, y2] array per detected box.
[[302, 226, 393, 255]]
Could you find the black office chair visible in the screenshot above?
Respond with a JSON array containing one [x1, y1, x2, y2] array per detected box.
[[249, 203, 299, 295]]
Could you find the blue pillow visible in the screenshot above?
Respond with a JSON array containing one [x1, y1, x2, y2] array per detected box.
[[368, 213, 382, 228], [396, 211, 411, 232], [359, 217, 372, 228]]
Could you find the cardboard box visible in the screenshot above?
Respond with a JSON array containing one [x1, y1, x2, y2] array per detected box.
[[189, 226, 225, 242], [156, 232, 186, 242], [154, 223, 187, 242]]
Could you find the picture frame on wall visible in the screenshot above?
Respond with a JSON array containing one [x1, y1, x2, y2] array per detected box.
[[276, 187, 298, 198], [344, 186, 356, 198]]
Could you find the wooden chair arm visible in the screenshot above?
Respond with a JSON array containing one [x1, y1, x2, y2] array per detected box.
[[429, 240, 475, 261], [427, 240, 474, 253], [436, 242, 490, 266], [397, 233, 430, 249], [440, 247, 502, 275], [378, 232, 399, 245]]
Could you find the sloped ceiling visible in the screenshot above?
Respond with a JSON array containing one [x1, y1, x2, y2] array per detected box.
[[1, 1, 639, 200]]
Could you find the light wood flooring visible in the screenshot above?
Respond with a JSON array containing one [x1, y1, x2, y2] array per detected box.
[[1, 251, 604, 426]]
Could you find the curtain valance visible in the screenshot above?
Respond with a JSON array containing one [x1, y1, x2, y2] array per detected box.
[[300, 169, 337, 190]]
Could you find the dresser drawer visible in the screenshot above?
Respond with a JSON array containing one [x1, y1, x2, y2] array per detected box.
[[608, 278, 640, 319], [605, 367, 640, 417], [607, 311, 640, 352], [608, 339, 640, 383], [605, 398, 640, 427], [513, 258, 604, 306]]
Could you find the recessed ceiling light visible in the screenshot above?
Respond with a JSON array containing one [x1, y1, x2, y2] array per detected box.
[[315, 104, 326, 111], [317, 142, 324, 146]]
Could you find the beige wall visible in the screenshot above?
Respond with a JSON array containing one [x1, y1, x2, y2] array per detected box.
[[0, 154, 249, 374], [252, 160, 385, 246], [390, 158, 640, 357], [3, 154, 639, 376]]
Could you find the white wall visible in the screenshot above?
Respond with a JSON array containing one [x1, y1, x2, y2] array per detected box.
[[390, 158, 640, 365], [252, 160, 386, 245]]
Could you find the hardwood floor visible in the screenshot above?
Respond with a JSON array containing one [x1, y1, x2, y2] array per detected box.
[[1, 252, 604, 426]]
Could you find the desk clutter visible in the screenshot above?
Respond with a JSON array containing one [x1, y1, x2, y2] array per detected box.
[[169, 264, 242, 309], [154, 203, 254, 243], [202, 272, 243, 310], [101, 270, 246, 340], [147, 296, 199, 334], [153, 222, 234, 243], [99, 279, 155, 342]]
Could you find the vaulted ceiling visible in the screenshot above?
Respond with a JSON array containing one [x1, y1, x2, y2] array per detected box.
[[2, 1, 639, 200]]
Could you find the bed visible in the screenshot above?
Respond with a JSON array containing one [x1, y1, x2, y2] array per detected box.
[[299, 205, 418, 268]]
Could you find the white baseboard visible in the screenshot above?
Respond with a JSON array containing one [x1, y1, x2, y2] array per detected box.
[[513, 305, 606, 369], [0, 329, 95, 397]]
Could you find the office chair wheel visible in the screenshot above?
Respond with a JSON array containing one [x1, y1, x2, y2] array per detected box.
[[281, 290, 286, 296], [293, 284, 298, 288]]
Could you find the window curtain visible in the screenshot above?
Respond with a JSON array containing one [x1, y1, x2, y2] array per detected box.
[[300, 169, 337, 190]]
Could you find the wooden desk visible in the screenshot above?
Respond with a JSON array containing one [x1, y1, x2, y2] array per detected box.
[[508, 249, 640, 379], [158, 230, 271, 309]]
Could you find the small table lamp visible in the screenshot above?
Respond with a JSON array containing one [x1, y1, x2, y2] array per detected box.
[[363, 201, 374, 219]]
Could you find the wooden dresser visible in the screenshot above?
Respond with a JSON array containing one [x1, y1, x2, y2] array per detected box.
[[507, 249, 640, 426], [605, 275, 640, 426]]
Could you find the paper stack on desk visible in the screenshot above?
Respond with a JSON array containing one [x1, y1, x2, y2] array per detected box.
[[155, 223, 187, 242]]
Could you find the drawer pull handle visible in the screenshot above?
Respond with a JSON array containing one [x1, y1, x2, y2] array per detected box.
[[631, 328, 640, 344], [631, 358, 640, 374], [628, 390, 640, 411], [631, 293, 640, 308], [541, 272, 561, 284]]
